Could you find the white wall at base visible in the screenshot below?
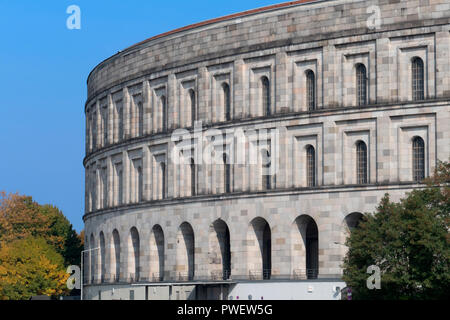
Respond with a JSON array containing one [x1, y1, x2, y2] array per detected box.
[[228, 281, 346, 300]]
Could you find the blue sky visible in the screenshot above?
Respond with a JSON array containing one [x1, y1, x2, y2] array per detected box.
[[0, 1, 279, 232]]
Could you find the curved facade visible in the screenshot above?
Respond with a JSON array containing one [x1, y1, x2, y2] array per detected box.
[[83, 0, 450, 300]]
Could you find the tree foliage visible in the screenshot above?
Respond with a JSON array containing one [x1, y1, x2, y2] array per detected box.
[[342, 161, 450, 299], [0, 237, 69, 300], [0, 192, 83, 266], [0, 192, 83, 299]]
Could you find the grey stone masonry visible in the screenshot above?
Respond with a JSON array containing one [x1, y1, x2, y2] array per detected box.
[[83, 0, 450, 293]]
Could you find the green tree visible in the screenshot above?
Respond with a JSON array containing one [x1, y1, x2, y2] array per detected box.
[[0, 237, 69, 300], [342, 161, 450, 299], [0, 192, 82, 266]]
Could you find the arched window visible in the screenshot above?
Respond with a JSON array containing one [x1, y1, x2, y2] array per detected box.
[[412, 136, 425, 182], [356, 64, 367, 106], [306, 70, 316, 111], [102, 107, 108, 146], [223, 153, 231, 193], [262, 149, 271, 190], [190, 158, 196, 196], [223, 83, 231, 121], [117, 105, 124, 142], [412, 57, 424, 101], [356, 141, 368, 184], [137, 101, 144, 137], [102, 168, 107, 209], [306, 145, 316, 187], [137, 166, 143, 202], [92, 111, 98, 149], [161, 96, 167, 132], [189, 89, 196, 127], [261, 77, 271, 116], [160, 162, 166, 199], [118, 168, 123, 206]]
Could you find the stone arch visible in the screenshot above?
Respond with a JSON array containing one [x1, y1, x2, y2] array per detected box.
[[128, 227, 140, 282], [247, 217, 271, 280], [176, 222, 195, 281], [149, 224, 165, 281], [111, 229, 121, 282], [291, 215, 319, 279], [99, 231, 106, 283], [208, 219, 231, 280]]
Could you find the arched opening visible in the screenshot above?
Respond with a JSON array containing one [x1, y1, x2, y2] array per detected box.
[[261, 76, 271, 116], [291, 215, 319, 279], [356, 63, 367, 106], [412, 136, 425, 182], [149, 225, 165, 282], [128, 227, 140, 282], [208, 219, 231, 280], [89, 234, 95, 284], [344, 212, 364, 232], [247, 217, 271, 280], [356, 140, 368, 184], [305, 70, 316, 111], [176, 222, 195, 281], [99, 232, 106, 283], [222, 83, 231, 121], [111, 229, 120, 282], [412, 57, 424, 101], [306, 145, 316, 187], [339, 212, 364, 267]]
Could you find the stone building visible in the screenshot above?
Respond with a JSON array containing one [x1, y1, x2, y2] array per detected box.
[[83, 0, 450, 300]]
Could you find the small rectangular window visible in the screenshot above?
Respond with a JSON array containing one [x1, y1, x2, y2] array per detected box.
[[129, 290, 135, 300]]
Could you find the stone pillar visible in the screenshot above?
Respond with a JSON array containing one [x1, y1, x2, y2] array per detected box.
[[168, 74, 177, 131], [123, 151, 130, 205], [233, 59, 246, 119], [436, 31, 450, 98], [143, 81, 151, 135], [198, 66, 209, 125], [323, 119, 337, 186], [322, 44, 337, 108], [123, 87, 131, 140], [376, 38, 391, 104], [275, 52, 289, 114]]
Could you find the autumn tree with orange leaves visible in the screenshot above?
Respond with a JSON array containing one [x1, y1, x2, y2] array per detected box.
[[0, 192, 83, 299]]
